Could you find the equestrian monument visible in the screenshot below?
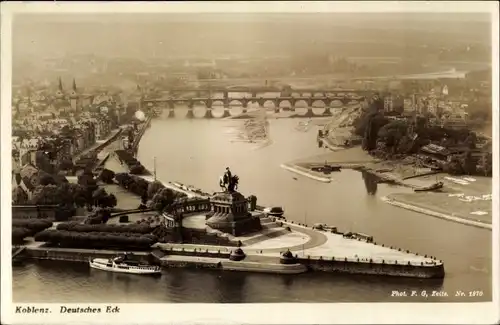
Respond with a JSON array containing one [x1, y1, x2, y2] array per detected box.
[[205, 167, 262, 236]]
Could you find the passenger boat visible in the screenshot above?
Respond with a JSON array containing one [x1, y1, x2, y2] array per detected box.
[[414, 181, 444, 192], [89, 254, 161, 275]]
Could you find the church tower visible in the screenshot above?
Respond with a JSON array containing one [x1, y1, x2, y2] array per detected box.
[[55, 77, 65, 99], [69, 78, 79, 112]]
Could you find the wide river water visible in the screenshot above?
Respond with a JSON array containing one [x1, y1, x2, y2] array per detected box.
[[13, 114, 491, 303]]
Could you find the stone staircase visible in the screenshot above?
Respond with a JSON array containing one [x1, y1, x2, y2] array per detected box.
[[237, 215, 289, 246]]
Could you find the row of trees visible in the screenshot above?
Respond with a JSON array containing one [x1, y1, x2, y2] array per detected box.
[[12, 219, 53, 243], [13, 167, 118, 224], [34, 230, 158, 250], [115, 173, 150, 198], [115, 150, 146, 175], [444, 151, 492, 176], [21, 181, 117, 209]]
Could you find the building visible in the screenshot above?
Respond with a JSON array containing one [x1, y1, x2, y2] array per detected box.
[[51, 77, 71, 113], [419, 144, 452, 165], [383, 95, 394, 112], [427, 95, 440, 116], [440, 114, 468, 129], [69, 79, 80, 112], [16, 163, 42, 201]]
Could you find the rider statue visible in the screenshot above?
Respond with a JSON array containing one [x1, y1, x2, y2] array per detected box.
[[219, 167, 239, 193]]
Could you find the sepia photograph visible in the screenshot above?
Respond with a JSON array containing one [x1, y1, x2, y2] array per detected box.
[[1, 2, 498, 324]]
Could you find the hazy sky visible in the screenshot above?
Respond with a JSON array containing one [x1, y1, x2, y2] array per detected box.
[[12, 13, 492, 59]]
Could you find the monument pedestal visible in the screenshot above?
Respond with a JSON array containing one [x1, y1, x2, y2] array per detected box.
[[206, 191, 262, 237]]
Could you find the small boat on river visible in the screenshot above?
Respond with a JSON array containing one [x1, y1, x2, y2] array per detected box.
[[414, 181, 444, 192], [89, 254, 161, 275]]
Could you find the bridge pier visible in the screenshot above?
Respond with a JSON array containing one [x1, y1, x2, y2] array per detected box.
[[205, 99, 213, 109], [186, 109, 194, 119], [305, 108, 314, 117], [168, 109, 175, 118], [222, 109, 230, 118], [205, 109, 213, 119], [274, 107, 280, 114]]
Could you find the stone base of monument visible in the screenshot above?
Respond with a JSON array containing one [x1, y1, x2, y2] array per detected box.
[[205, 191, 263, 237], [206, 216, 262, 237]]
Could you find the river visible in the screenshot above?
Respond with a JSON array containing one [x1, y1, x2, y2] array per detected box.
[[13, 115, 491, 303]]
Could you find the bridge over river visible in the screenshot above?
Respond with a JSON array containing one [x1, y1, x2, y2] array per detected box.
[[142, 91, 368, 119]]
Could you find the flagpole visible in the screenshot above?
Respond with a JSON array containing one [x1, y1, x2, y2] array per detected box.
[[154, 156, 157, 181], [303, 211, 307, 257]]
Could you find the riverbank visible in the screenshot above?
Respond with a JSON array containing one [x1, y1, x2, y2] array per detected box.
[[382, 193, 492, 230]]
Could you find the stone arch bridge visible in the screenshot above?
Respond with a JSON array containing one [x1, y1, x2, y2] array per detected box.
[[142, 93, 367, 119]]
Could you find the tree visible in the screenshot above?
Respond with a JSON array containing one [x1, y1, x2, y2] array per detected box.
[[478, 152, 492, 177], [92, 188, 108, 206], [99, 168, 115, 184], [30, 185, 60, 205], [377, 120, 408, 151], [35, 151, 54, 174], [147, 180, 164, 200], [12, 187, 28, 205], [130, 164, 145, 175], [444, 155, 464, 175], [149, 188, 176, 212], [460, 150, 477, 175], [59, 159, 74, 171], [464, 132, 477, 149], [39, 174, 57, 186], [106, 194, 117, 208]]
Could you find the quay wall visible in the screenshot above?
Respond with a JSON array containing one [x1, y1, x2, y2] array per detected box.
[[222, 260, 307, 274], [24, 246, 151, 263], [159, 258, 222, 269], [297, 257, 445, 279], [20, 245, 444, 278], [131, 116, 152, 153]]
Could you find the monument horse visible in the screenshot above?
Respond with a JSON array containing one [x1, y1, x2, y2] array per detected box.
[[219, 167, 239, 193]]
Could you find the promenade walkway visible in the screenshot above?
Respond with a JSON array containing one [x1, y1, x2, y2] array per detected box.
[[136, 176, 205, 199]]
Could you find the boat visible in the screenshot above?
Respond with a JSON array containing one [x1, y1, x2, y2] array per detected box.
[[263, 206, 285, 218], [89, 254, 161, 275], [414, 181, 444, 192], [311, 164, 342, 174]]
